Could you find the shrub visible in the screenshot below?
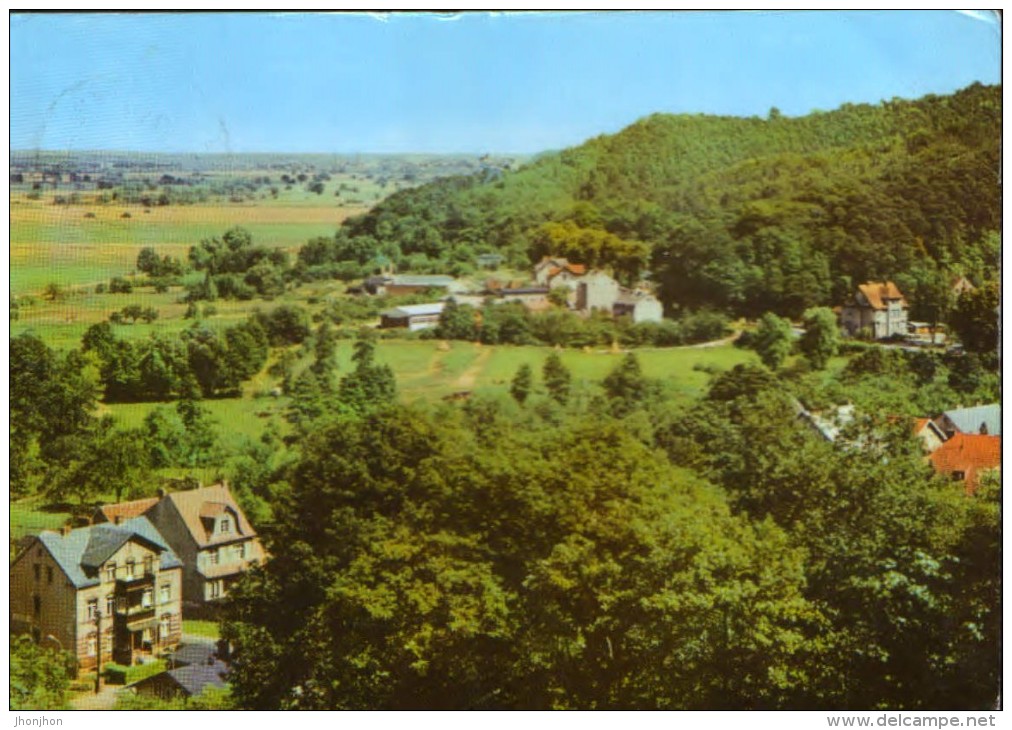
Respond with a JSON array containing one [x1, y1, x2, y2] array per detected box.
[[109, 276, 133, 294]]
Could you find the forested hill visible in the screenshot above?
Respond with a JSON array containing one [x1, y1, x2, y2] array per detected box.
[[326, 82, 999, 318]]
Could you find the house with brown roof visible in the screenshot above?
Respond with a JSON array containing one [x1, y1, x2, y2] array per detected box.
[[928, 433, 1001, 494], [97, 483, 266, 611], [533, 257, 587, 287], [840, 281, 909, 339], [144, 483, 267, 610], [10, 518, 183, 673], [531, 257, 663, 322]]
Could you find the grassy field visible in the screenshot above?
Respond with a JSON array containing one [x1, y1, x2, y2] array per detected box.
[[99, 339, 756, 447], [380, 339, 755, 403], [10, 195, 365, 296]]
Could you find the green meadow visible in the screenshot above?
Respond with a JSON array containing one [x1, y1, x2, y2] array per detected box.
[[99, 339, 756, 449]]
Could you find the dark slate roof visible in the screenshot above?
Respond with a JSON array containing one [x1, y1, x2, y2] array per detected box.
[[37, 530, 97, 588], [129, 659, 229, 698], [501, 287, 549, 295], [169, 643, 217, 667], [169, 660, 229, 696], [80, 529, 136, 569], [35, 517, 182, 589]]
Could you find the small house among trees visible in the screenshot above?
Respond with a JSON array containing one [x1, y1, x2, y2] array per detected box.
[[840, 281, 909, 339]]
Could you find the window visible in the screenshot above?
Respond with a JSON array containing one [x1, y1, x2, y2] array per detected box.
[[160, 584, 170, 604], [87, 598, 98, 620], [105, 594, 115, 616], [209, 548, 219, 566], [236, 542, 247, 560], [159, 615, 171, 641], [33, 564, 40, 581], [46, 566, 53, 584], [86, 634, 97, 657], [143, 555, 154, 575], [127, 559, 136, 578], [142, 589, 153, 609], [209, 580, 222, 599], [33, 595, 41, 617], [220, 518, 231, 534], [106, 563, 116, 582]]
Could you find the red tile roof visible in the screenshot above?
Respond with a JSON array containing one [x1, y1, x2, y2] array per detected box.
[[93, 497, 160, 525], [857, 281, 907, 310], [928, 433, 1001, 494]]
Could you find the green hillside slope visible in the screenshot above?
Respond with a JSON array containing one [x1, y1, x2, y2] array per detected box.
[[313, 83, 1000, 318]]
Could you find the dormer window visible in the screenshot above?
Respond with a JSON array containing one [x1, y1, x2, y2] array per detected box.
[[221, 518, 231, 534]]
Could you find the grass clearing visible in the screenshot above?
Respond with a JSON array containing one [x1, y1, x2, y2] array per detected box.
[[182, 620, 221, 640]]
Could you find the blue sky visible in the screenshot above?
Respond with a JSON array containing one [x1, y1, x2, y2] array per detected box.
[[9, 11, 1001, 154]]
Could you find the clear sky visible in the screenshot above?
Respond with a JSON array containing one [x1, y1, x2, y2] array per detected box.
[[9, 10, 1002, 154]]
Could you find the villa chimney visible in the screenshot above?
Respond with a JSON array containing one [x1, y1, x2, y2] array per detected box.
[[61, 522, 72, 536], [157, 487, 167, 498], [114, 515, 123, 525]]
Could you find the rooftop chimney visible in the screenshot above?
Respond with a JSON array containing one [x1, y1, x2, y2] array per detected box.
[[61, 522, 73, 536], [157, 488, 167, 498]]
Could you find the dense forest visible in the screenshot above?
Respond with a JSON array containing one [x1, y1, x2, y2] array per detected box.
[[306, 83, 1000, 317], [220, 350, 1000, 710]]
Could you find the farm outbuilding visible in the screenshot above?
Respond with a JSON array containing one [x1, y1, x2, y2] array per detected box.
[[380, 303, 445, 331]]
